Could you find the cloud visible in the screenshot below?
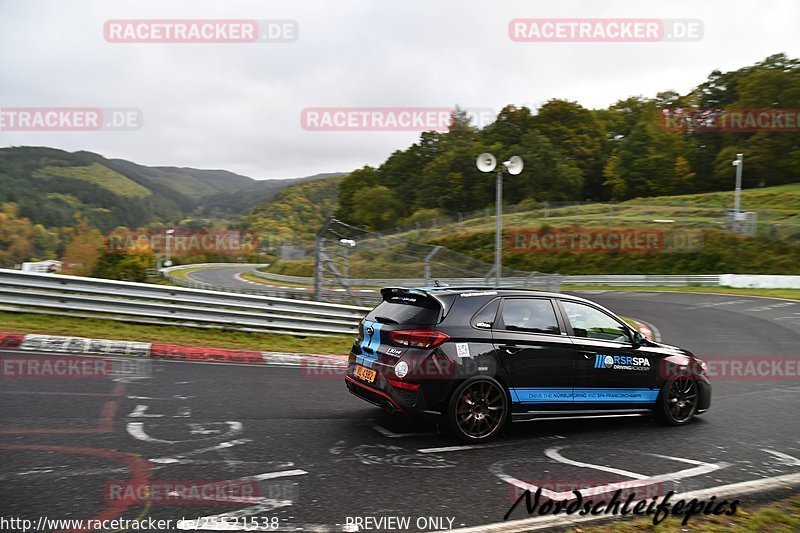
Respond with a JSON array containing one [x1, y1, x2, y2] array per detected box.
[[1, 0, 798, 179]]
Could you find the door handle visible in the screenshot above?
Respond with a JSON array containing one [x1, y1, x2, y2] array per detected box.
[[499, 345, 522, 354], [582, 352, 597, 359]]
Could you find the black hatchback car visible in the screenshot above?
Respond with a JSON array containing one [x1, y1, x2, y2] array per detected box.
[[345, 286, 710, 442]]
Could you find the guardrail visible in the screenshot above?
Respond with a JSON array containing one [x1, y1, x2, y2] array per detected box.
[[561, 274, 721, 286], [252, 269, 719, 288], [0, 269, 371, 337], [252, 270, 563, 292]]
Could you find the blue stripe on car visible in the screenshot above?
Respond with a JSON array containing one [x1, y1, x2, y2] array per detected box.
[[509, 388, 659, 404], [356, 321, 383, 368]]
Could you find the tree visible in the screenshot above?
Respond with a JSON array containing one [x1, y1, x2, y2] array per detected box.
[[532, 99, 607, 199], [61, 219, 104, 275], [334, 166, 381, 224], [603, 154, 627, 200], [508, 129, 583, 201], [350, 186, 398, 229], [481, 105, 536, 147]]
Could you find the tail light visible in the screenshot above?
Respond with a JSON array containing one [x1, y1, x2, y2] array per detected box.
[[387, 378, 419, 391], [388, 329, 450, 349]]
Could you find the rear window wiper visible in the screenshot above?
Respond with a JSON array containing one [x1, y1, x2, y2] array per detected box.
[[373, 316, 399, 325]]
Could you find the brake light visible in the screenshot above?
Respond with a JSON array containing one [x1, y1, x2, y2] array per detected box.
[[387, 378, 419, 391], [388, 329, 450, 349]]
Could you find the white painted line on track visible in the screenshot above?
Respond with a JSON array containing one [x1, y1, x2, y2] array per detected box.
[[128, 404, 163, 418], [545, 446, 649, 480], [452, 472, 800, 532], [242, 469, 308, 480], [127, 420, 243, 444], [177, 469, 310, 530], [149, 439, 253, 464], [127, 394, 193, 400], [419, 435, 565, 454], [643, 452, 705, 465], [762, 449, 800, 467], [419, 444, 499, 454], [493, 446, 730, 502]]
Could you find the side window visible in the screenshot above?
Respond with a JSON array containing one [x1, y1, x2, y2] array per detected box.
[[500, 298, 560, 335], [472, 299, 499, 329], [562, 301, 630, 343]]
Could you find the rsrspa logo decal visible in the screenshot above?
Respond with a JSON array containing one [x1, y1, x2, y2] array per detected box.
[[595, 354, 651, 371]]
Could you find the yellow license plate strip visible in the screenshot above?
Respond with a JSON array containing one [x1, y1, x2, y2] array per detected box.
[[354, 365, 376, 383]]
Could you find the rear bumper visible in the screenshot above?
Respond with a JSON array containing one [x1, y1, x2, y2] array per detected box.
[[345, 376, 411, 415], [344, 362, 444, 419]]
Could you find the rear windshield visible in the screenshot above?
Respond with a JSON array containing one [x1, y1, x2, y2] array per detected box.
[[366, 297, 442, 325]]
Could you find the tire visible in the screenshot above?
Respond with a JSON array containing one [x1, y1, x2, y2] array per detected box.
[[657, 374, 699, 426], [446, 377, 509, 443]]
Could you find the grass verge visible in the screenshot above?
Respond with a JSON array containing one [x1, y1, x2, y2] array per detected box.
[[563, 285, 800, 301], [570, 494, 800, 532], [0, 311, 353, 355]]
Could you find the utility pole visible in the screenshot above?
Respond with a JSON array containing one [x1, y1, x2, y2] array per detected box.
[[477, 153, 524, 287], [495, 168, 502, 287], [732, 153, 744, 232]]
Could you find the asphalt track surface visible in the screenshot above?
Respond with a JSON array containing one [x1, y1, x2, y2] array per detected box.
[[2, 289, 800, 532], [187, 267, 265, 292]]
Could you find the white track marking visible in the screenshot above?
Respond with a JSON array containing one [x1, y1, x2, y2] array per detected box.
[[419, 444, 501, 454], [544, 446, 649, 479], [0, 466, 129, 481], [149, 439, 252, 464], [762, 448, 800, 466], [494, 446, 730, 501], [455, 472, 800, 532], [241, 469, 307, 480], [128, 405, 163, 417], [189, 422, 225, 435], [126, 421, 243, 444], [685, 299, 751, 310], [498, 460, 730, 500], [127, 394, 193, 400], [419, 436, 564, 454], [644, 452, 705, 465], [497, 473, 658, 501], [176, 469, 310, 530]]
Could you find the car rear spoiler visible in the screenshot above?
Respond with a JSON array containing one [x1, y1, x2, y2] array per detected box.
[[380, 287, 431, 300]]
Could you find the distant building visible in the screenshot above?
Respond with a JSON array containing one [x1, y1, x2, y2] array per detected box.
[[21, 260, 62, 273]]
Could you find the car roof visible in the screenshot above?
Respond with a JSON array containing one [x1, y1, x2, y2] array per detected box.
[[383, 286, 594, 304]]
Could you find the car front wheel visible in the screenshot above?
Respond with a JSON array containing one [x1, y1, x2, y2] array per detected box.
[[446, 378, 508, 443], [657, 375, 698, 425]]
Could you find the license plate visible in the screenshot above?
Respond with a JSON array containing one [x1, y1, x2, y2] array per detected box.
[[354, 365, 376, 384]]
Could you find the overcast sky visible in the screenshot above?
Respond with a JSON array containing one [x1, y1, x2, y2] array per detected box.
[[1, 0, 798, 180]]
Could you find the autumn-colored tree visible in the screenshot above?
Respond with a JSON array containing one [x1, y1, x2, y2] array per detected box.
[[61, 219, 104, 275]]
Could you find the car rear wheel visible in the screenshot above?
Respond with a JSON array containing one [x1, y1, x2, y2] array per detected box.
[[657, 375, 698, 425], [447, 378, 508, 443]]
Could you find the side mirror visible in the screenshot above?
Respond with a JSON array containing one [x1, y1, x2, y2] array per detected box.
[[631, 330, 645, 348]]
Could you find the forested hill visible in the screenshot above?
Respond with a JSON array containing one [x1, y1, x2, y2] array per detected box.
[[335, 53, 800, 230], [0, 146, 343, 231]]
